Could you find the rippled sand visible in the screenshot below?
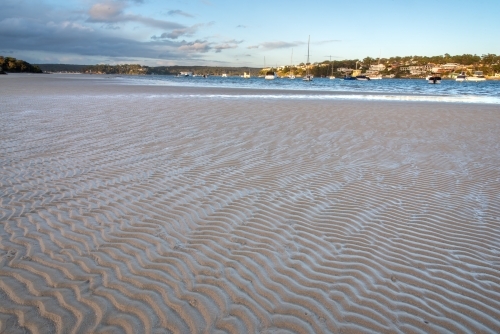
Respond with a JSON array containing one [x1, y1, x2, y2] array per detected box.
[[1, 74, 500, 333]]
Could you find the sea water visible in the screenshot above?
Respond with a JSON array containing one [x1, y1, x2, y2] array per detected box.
[[116, 75, 500, 104]]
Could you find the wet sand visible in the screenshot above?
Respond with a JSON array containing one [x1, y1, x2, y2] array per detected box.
[[1, 74, 500, 333]]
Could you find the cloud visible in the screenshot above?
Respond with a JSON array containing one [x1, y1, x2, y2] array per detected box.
[[167, 10, 194, 18], [0, 15, 208, 62], [88, 2, 124, 21], [102, 23, 120, 30], [178, 40, 211, 53], [223, 39, 243, 44], [0, 0, 236, 64], [314, 39, 341, 45], [213, 43, 237, 53], [151, 22, 214, 40], [247, 41, 303, 50], [87, 2, 185, 30], [236, 25, 246, 28]]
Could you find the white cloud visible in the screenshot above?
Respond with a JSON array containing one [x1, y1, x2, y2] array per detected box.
[[247, 41, 304, 50], [167, 10, 194, 18], [178, 40, 211, 53], [213, 43, 237, 53], [151, 22, 214, 40], [87, 2, 185, 30]]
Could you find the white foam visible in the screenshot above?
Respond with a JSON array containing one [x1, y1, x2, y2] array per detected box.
[[149, 93, 500, 105]]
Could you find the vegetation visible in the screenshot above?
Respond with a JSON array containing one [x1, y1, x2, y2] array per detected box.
[[148, 66, 261, 77], [275, 53, 500, 78], [0, 56, 42, 73], [36, 64, 88, 73], [82, 64, 147, 75], [6, 52, 498, 78]]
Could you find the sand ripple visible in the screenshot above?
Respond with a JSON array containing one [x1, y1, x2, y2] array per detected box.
[[1, 78, 500, 333]]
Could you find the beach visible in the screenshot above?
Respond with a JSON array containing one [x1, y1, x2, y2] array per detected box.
[[1, 74, 500, 333]]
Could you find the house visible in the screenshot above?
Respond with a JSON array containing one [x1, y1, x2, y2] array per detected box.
[[336, 67, 352, 73], [441, 63, 460, 70], [369, 64, 386, 71]]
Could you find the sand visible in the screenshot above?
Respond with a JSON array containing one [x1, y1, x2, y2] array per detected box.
[[1, 74, 500, 334]]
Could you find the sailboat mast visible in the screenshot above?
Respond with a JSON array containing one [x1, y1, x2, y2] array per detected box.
[[307, 35, 310, 75]]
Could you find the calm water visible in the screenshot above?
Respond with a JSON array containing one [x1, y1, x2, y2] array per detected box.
[[117, 75, 500, 104]]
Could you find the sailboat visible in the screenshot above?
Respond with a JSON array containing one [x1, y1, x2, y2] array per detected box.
[[303, 36, 313, 81], [264, 56, 276, 80], [289, 49, 296, 79], [369, 52, 383, 80], [328, 55, 335, 79]]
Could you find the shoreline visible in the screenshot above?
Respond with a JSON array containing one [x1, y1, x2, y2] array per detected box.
[[3, 73, 500, 105]]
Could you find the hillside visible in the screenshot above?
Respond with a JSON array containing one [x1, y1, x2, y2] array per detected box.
[[0, 56, 42, 73]]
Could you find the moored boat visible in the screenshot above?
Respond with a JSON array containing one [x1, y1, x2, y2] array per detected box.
[[289, 49, 296, 79], [427, 75, 441, 84], [303, 36, 313, 81], [467, 71, 486, 82], [328, 55, 335, 79], [356, 75, 370, 81], [265, 70, 276, 80], [456, 71, 468, 82]]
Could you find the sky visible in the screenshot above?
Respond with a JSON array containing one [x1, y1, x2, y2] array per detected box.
[[1, 0, 499, 67]]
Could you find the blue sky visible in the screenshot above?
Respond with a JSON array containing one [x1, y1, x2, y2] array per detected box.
[[1, 0, 499, 67]]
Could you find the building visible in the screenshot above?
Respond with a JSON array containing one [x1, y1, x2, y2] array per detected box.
[[336, 67, 352, 73], [441, 63, 460, 70], [365, 70, 380, 75], [369, 64, 386, 71]]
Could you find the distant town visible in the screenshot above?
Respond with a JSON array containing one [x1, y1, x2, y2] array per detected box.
[[2, 54, 500, 79]]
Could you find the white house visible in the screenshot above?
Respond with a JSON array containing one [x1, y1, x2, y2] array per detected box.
[[441, 63, 460, 70], [336, 67, 352, 73], [369, 64, 386, 71]]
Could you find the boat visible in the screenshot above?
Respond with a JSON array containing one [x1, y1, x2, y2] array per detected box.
[[263, 56, 276, 80], [328, 55, 335, 79], [221, 73, 227, 77], [467, 71, 486, 82], [427, 75, 441, 84], [368, 53, 383, 79], [303, 36, 313, 81], [456, 71, 468, 82], [344, 62, 361, 80], [179, 71, 193, 77], [343, 74, 356, 80], [265, 69, 276, 80], [289, 49, 296, 79], [243, 72, 250, 78], [356, 75, 371, 81], [351, 61, 364, 79]]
